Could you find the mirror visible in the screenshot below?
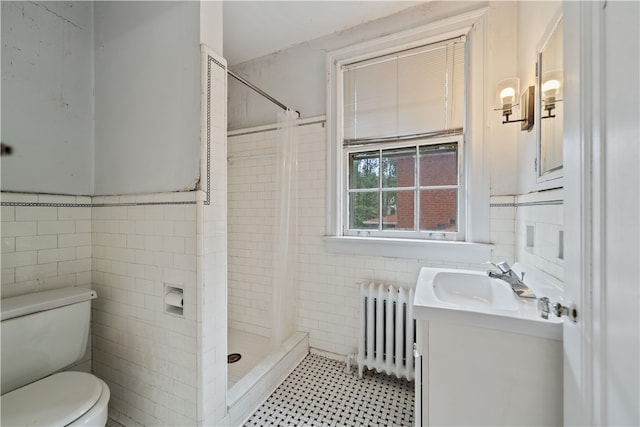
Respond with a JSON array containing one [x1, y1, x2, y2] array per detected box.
[[537, 17, 563, 182]]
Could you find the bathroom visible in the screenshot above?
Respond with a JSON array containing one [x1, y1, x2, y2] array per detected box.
[[1, 1, 638, 426]]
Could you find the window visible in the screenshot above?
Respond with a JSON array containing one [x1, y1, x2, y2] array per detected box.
[[346, 138, 462, 238], [341, 37, 466, 240], [326, 9, 492, 260]]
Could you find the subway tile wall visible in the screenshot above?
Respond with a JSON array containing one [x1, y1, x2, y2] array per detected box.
[[227, 131, 278, 338], [515, 189, 564, 281], [1, 193, 92, 299], [91, 193, 199, 426], [1, 192, 93, 372]]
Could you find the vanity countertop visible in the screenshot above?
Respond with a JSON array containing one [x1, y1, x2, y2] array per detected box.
[[413, 263, 564, 340]]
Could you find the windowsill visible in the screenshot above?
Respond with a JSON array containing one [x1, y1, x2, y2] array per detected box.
[[324, 236, 493, 264]]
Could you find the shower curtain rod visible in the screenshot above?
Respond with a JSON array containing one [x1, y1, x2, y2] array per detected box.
[[228, 70, 300, 117]]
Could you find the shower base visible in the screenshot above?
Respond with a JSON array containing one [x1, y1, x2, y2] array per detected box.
[[227, 329, 308, 426]]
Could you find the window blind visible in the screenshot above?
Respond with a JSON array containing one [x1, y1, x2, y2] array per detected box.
[[343, 37, 465, 145]]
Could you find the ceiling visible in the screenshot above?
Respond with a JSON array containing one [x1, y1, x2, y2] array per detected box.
[[222, 1, 423, 66]]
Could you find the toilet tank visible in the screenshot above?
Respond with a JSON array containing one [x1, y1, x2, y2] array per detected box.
[[1, 287, 97, 395]]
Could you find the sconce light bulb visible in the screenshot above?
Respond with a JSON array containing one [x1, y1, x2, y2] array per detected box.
[[542, 79, 561, 96], [500, 87, 516, 106]]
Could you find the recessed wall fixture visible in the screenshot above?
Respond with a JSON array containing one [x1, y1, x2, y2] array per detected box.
[[541, 70, 562, 119], [495, 78, 535, 131]]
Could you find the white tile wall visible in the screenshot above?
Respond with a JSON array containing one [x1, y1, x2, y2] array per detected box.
[[1, 193, 92, 298], [91, 193, 199, 426], [489, 195, 516, 263], [227, 132, 277, 338], [515, 189, 564, 281], [228, 121, 518, 358], [197, 48, 229, 427], [1, 192, 93, 371]]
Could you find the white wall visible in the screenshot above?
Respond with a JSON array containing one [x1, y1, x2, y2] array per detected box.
[[2, 1, 212, 197], [91, 193, 199, 426], [1, 2, 94, 195], [1, 193, 92, 299], [93, 1, 201, 196], [200, 1, 223, 55]]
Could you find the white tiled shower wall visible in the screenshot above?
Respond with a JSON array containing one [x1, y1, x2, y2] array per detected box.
[[228, 119, 562, 357]]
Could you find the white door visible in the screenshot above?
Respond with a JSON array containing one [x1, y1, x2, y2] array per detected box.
[[564, 1, 640, 424]]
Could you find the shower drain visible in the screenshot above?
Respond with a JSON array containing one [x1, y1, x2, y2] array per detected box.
[[227, 353, 242, 364]]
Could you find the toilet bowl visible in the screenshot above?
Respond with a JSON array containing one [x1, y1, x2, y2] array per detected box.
[[1, 371, 110, 427]]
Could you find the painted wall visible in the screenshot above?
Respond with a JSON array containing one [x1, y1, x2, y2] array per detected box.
[[2, 1, 211, 197], [1, 2, 94, 195], [93, 1, 201, 195], [200, 1, 223, 55]]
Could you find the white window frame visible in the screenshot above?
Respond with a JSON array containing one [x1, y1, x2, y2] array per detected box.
[[325, 8, 492, 262]]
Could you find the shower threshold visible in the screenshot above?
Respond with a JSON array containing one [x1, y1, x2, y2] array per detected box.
[[227, 331, 308, 425]]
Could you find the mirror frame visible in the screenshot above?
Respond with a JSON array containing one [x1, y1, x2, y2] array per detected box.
[[536, 13, 564, 187]]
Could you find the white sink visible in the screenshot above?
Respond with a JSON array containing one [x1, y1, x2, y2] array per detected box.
[[413, 263, 563, 340], [432, 272, 519, 311]]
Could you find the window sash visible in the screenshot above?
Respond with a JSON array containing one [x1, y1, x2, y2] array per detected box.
[[344, 136, 464, 240]]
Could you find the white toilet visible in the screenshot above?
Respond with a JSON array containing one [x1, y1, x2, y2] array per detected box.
[[1, 287, 111, 426]]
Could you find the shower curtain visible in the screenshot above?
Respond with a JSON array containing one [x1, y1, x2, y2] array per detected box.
[[271, 109, 299, 350]]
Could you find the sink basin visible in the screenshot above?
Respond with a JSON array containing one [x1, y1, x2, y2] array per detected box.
[[432, 272, 519, 311], [413, 264, 563, 340]]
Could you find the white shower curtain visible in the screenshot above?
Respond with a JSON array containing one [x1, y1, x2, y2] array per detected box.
[[271, 109, 299, 350]]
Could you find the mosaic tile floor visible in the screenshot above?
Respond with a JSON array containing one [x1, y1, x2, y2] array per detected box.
[[245, 353, 414, 427]]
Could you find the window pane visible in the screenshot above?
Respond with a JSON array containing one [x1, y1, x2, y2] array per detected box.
[[349, 192, 379, 229], [382, 190, 415, 231], [419, 143, 458, 186], [349, 152, 379, 189], [419, 189, 457, 231], [382, 148, 415, 188]]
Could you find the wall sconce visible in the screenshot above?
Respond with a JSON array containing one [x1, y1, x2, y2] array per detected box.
[[541, 70, 562, 119], [495, 78, 534, 131]]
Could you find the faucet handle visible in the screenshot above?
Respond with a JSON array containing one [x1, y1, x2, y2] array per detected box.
[[496, 261, 511, 273]]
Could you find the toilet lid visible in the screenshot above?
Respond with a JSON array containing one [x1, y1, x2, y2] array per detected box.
[[1, 371, 102, 426]]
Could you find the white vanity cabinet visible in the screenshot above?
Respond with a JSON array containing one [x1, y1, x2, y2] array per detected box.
[[413, 265, 563, 426]]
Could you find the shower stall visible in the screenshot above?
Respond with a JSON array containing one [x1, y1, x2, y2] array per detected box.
[[226, 94, 308, 423]]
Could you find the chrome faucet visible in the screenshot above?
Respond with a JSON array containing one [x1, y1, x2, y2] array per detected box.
[[486, 261, 537, 299]]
